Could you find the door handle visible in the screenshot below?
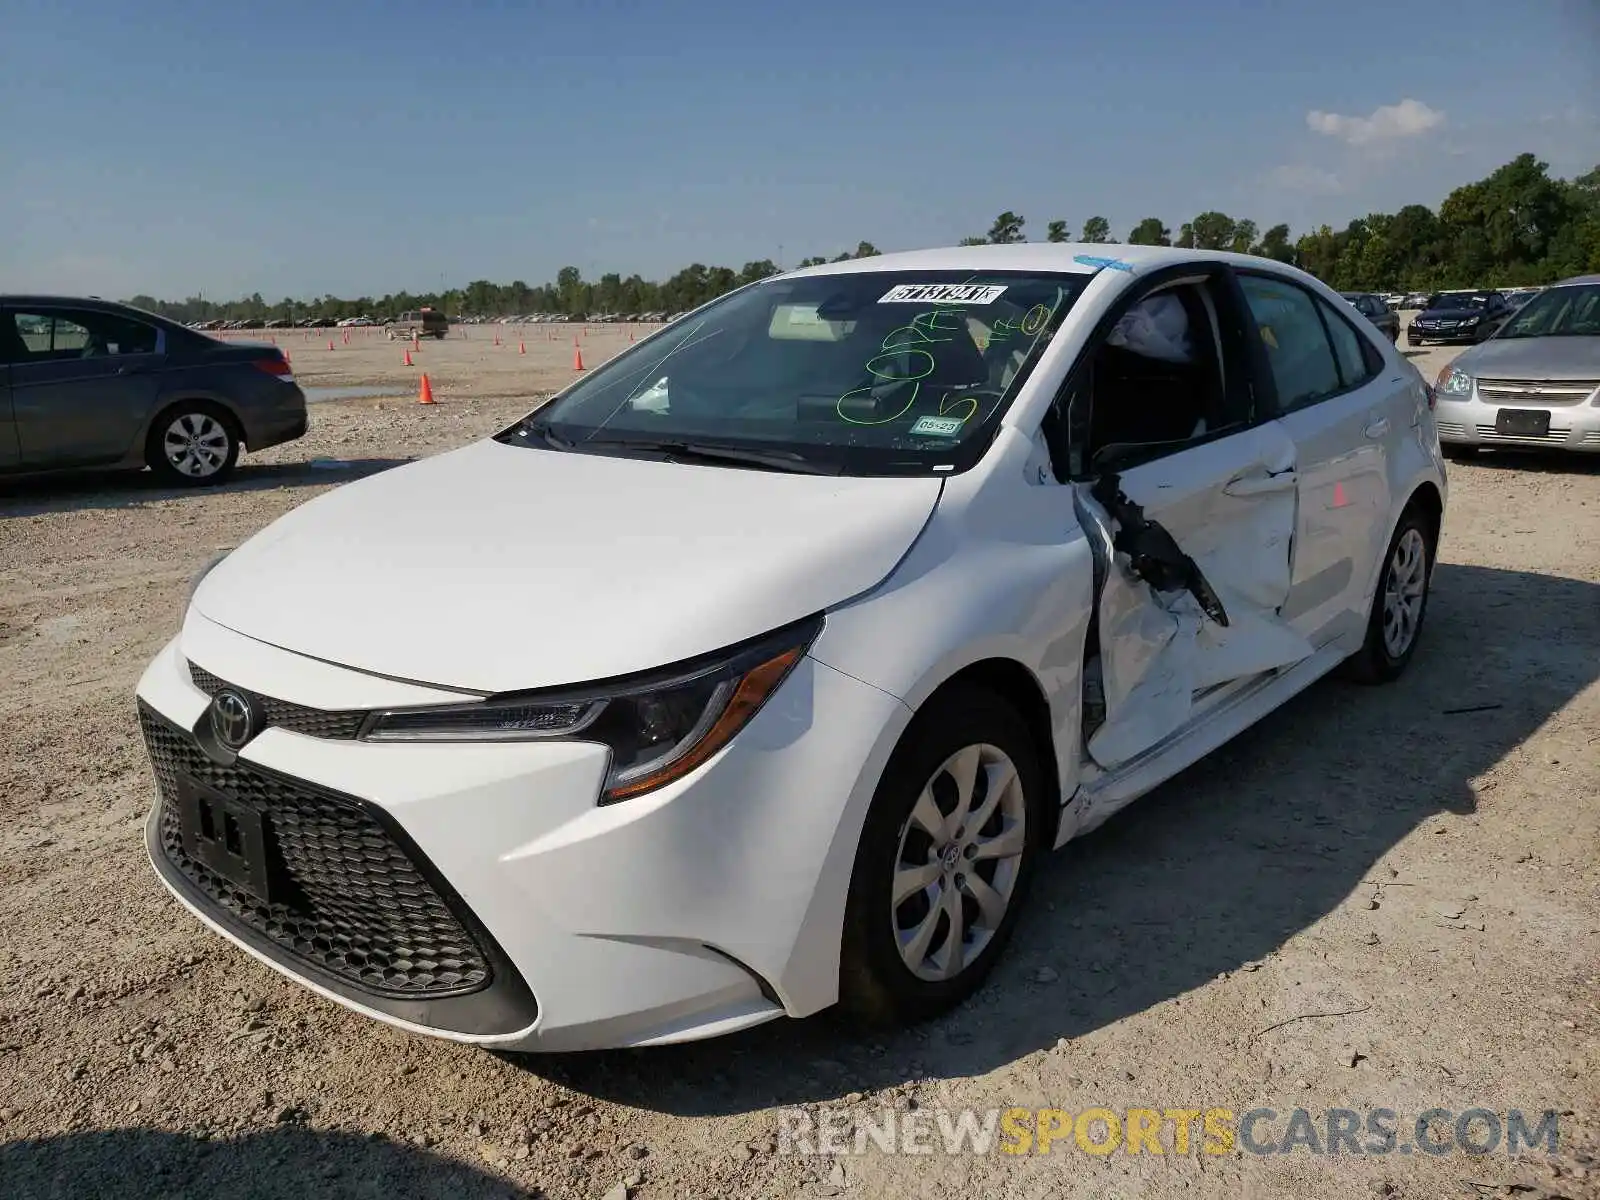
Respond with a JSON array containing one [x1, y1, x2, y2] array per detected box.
[[1224, 468, 1298, 496], [1364, 416, 1390, 439], [117, 363, 151, 376]]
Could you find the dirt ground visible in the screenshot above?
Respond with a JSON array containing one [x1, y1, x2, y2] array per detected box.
[[1, 319, 1597, 1200]]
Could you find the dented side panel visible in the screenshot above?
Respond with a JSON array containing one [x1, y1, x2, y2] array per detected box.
[[1076, 423, 1316, 770]]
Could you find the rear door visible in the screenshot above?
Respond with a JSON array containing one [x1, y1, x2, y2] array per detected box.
[[1236, 272, 1397, 648], [7, 305, 164, 468]]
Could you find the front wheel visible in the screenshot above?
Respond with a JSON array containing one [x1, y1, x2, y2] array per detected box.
[[146, 403, 241, 486], [838, 688, 1047, 1026], [1340, 508, 1435, 684]]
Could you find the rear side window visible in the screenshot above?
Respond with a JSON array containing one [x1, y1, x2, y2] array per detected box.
[[1238, 277, 1342, 412], [1317, 297, 1381, 389]]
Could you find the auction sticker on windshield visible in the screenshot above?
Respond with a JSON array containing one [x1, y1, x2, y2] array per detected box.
[[909, 415, 966, 437], [879, 284, 1007, 305]]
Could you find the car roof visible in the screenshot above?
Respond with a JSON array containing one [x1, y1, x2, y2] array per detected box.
[[0, 293, 131, 309], [781, 242, 1314, 281], [1552, 274, 1600, 287]]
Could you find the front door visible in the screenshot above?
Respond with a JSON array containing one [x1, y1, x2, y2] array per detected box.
[[6, 306, 163, 468], [1078, 422, 1310, 768], [1057, 267, 1315, 772]]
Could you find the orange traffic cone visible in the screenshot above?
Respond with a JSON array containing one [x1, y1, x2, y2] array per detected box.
[[403, 348, 413, 366], [573, 344, 585, 371], [327, 339, 335, 351], [519, 341, 526, 355], [418, 374, 436, 405]]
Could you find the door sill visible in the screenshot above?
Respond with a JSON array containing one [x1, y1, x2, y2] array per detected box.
[[1058, 643, 1348, 846]]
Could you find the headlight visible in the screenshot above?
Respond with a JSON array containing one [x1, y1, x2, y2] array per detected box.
[[1436, 365, 1472, 396], [361, 614, 822, 802]]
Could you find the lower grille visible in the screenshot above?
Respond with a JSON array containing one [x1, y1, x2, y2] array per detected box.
[[1435, 421, 1467, 438], [189, 661, 367, 740], [1478, 377, 1599, 406], [1475, 424, 1568, 442], [141, 703, 491, 998]]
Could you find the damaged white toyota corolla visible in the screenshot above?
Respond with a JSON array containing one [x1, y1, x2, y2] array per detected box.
[[136, 245, 1447, 1051]]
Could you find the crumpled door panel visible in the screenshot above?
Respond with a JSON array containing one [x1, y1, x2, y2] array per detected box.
[[1074, 463, 1314, 770]]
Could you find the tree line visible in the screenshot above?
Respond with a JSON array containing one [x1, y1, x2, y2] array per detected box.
[[127, 154, 1598, 324]]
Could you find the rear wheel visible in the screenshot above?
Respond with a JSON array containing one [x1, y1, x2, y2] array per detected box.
[[1340, 507, 1435, 684], [838, 688, 1047, 1026], [146, 402, 240, 486]]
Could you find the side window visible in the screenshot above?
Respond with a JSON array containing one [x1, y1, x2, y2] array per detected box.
[[1316, 297, 1380, 389], [9, 311, 93, 362], [1238, 276, 1342, 413], [1053, 278, 1241, 477], [79, 310, 160, 356]]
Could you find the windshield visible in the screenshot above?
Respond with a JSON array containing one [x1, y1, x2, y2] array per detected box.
[[1496, 284, 1600, 339], [1426, 292, 1488, 310], [499, 269, 1089, 475]]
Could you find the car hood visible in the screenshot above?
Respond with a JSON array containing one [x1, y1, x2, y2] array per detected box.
[[1459, 334, 1600, 379], [1416, 308, 1481, 320], [191, 439, 941, 693]]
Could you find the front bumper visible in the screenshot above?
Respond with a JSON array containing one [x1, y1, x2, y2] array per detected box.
[[135, 615, 910, 1051], [1408, 325, 1481, 343], [1435, 387, 1600, 453]]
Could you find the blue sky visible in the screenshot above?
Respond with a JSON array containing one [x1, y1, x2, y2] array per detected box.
[[3, 0, 1597, 300]]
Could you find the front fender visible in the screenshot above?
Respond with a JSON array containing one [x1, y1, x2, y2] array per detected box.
[[810, 434, 1096, 811]]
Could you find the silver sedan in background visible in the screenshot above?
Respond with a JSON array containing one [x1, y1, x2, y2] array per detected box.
[[1432, 274, 1600, 457]]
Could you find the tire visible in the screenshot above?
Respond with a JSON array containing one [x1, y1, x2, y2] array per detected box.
[[838, 687, 1048, 1026], [146, 402, 241, 487], [1340, 507, 1435, 684]]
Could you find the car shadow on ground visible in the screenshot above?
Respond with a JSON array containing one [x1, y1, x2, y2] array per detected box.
[[0, 458, 413, 519], [0, 1127, 536, 1200], [1455, 449, 1600, 476], [505, 562, 1599, 1117]]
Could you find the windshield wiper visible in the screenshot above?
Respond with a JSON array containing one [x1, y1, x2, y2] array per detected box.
[[502, 418, 574, 449], [576, 437, 843, 475]]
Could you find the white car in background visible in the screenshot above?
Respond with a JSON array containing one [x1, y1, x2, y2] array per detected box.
[[136, 244, 1446, 1052]]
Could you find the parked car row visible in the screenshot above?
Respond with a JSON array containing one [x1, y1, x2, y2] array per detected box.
[[454, 312, 682, 325]]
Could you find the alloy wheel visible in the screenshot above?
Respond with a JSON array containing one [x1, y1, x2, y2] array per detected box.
[[162, 413, 231, 479]]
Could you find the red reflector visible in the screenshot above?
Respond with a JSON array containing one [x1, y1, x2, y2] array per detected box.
[[254, 357, 292, 376]]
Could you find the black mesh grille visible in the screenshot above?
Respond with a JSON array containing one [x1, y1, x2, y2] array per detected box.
[[141, 705, 492, 998], [188, 661, 367, 740]]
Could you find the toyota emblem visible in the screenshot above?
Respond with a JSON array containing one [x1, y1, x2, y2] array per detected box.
[[210, 689, 255, 750]]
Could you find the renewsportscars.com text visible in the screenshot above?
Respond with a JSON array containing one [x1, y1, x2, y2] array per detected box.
[[776, 1105, 1561, 1158]]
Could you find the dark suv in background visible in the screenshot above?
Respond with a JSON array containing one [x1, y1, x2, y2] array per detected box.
[[1, 295, 307, 486], [1339, 292, 1401, 343]]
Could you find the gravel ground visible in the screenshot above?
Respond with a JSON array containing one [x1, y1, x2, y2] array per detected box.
[[1, 321, 1596, 1199]]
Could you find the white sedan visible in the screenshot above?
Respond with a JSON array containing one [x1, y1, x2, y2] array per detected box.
[[136, 244, 1447, 1051]]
